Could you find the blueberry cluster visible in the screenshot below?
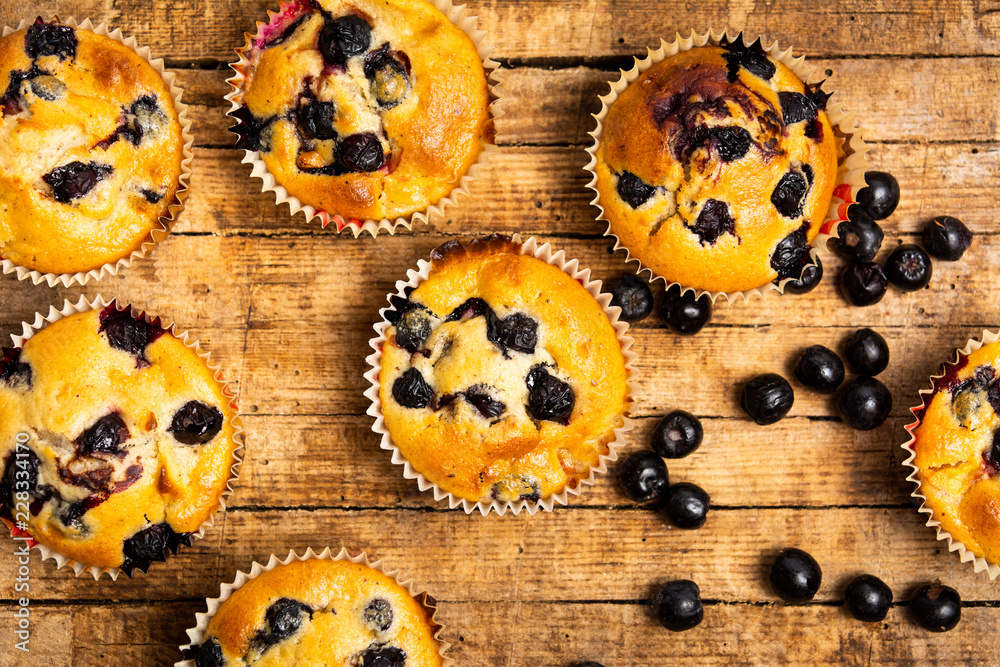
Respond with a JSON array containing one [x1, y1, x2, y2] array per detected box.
[[606, 274, 713, 335], [833, 171, 973, 306]]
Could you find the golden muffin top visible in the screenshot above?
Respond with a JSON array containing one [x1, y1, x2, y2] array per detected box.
[[911, 340, 1000, 564], [594, 39, 840, 294], [378, 235, 630, 505], [0, 305, 238, 573], [0, 18, 184, 274], [193, 558, 443, 667], [234, 0, 492, 224]]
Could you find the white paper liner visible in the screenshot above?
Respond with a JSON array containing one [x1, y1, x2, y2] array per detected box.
[[364, 233, 638, 516], [901, 329, 1000, 580], [0, 18, 194, 287], [2, 295, 244, 580], [175, 547, 453, 667], [224, 0, 501, 237], [583, 28, 872, 304]]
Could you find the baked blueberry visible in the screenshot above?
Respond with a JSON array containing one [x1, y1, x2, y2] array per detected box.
[[319, 15, 372, 65], [394, 304, 434, 353], [885, 244, 932, 292], [720, 37, 776, 82], [783, 257, 823, 295], [770, 223, 811, 280], [119, 522, 189, 576], [690, 198, 736, 245], [844, 574, 893, 622], [840, 262, 888, 307], [922, 216, 972, 261], [230, 106, 276, 152], [25, 19, 77, 60], [487, 312, 538, 354], [338, 132, 384, 172], [608, 274, 654, 322], [616, 171, 656, 209], [525, 366, 575, 422], [168, 401, 224, 445], [194, 639, 225, 667], [0, 449, 41, 510], [844, 328, 889, 376], [0, 348, 31, 388], [741, 374, 794, 425], [298, 100, 338, 140], [652, 579, 704, 631], [793, 345, 845, 394], [771, 170, 810, 219], [651, 410, 703, 459], [43, 161, 114, 203], [262, 598, 313, 642], [618, 451, 668, 503], [360, 646, 406, 667], [75, 413, 130, 456], [661, 286, 712, 335], [364, 44, 409, 108], [571, 663, 604, 667], [464, 386, 506, 419], [857, 171, 900, 221], [831, 210, 884, 263], [769, 547, 822, 603], [779, 90, 823, 125], [392, 368, 434, 409], [446, 297, 491, 322], [838, 376, 892, 431], [909, 584, 961, 632], [711, 125, 752, 162], [659, 482, 710, 529], [99, 306, 163, 361], [363, 598, 393, 632]]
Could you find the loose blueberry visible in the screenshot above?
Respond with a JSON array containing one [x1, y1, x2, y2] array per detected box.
[[771, 170, 810, 218], [319, 15, 372, 65], [25, 19, 77, 60], [364, 44, 410, 108], [857, 171, 900, 221], [363, 598, 393, 632], [525, 366, 575, 422], [487, 312, 538, 354], [394, 304, 433, 353], [741, 374, 794, 425], [885, 244, 932, 292], [617, 451, 668, 503], [909, 584, 961, 632], [75, 413, 129, 456], [661, 286, 712, 335], [844, 574, 893, 623], [99, 306, 163, 361], [690, 198, 736, 245], [0, 348, 31, 388], [845, 328, 889, 376], [338, 132, 384, 172], [793, 345, 845, 394], [769, 548, 822, 603], [263, 598, 313, 642], [43, 161, 113, 203], [770, 223, 812, 280], [711, 125, 752, 162], [464, 386, 506, 419], [392, 368, 434, 409], [361, 646, 406, 667], [120, 522, 190, 576], [720, 37, 776, 82], [652, 579, 704, 631], [616, 171, 656, 209], [168, 401, 224, 445], [608, 274, 654, 322], [783, 257, 823, 295], [659, 482, 710, 529], [840, 262, 888, 307], [194, 639, 226, 667], [838, 376, 892, 431], [922, 216, 972, 261], [298, 100, 338, 140], [651, 410, 703, 459], [831, 209, 884, 263]]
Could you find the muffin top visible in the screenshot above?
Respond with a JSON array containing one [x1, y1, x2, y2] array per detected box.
[[193, 558, 442, 667], [0, 305, 238, 574], [0, 18, 184, 275], [378, 235, 630, 505], [593, 39, 840, 294], [234, 0, 492, 224], [911, 341, 1000, 564]]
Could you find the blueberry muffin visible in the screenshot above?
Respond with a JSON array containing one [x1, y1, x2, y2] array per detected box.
[[191, 558, 443, 667], [0, 18, 185, 275], [0, 304, 239, 574], [910, 340, 1000, 565], [592, 37, 840, 294], [378, 234, 630, 505], [231, 0, 492, 223]]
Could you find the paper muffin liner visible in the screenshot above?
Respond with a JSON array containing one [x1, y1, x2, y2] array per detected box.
[[584, 28, 872, 304], [901, 329, 1000, 580], [0, 18, 194, 287], [175, 547, 453, 667], [364, 233, 638, 516], [224, 0, 501, 237], [1, 295, 244, 580]]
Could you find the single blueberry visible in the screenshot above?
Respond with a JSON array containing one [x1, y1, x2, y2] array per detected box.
[[338, 132, 384, 172], [659, 482, 710, 529], [319, 15, 372, 65], [838, 376, 892, 431], [771, 170, 810, 218], [769, 547, 822, 603], [464, 386, 507, 419], [99, 306, 162, 361], [922, 216, 972, 261], [885, 244, 933, 292], [793, 345, 845, 394], [120, 522, 190, 576], [525, 366, 575, 422], [909, 584, 961, 632], [394, 304, 433, 353], [770, 223, 812, 280], [263, 598, 313, 642], [711, 125, 752, 162], [783, 257, 823, 295], [363, 598, 393, 632], [618, 451, 668, 503], [361, 646, 406, 667], [392, 368, 434, 409], [487, 312, 538, 354], [742, 374, 794, 425], [831, 209, 884, 263], [43, 161, 113, 203], [616, 171, 656, 209], [652, 579, 704, 631], [298, 100, 338, 140], [194, 638, 226, 667], [608, 274, 654, 322], [651, 410, 703, 459], [230, 106, 276, 152], [840, 262, 888, 307], [364, 44, 410, 108], [857, 171, 900, 221], [779, 91, 819, 125], [844, 574, 893, 623], [168, 401, 224, 445], [75, 413, 130, 456], [0, 348, 31, 388], [690, 198, 736, 245], [661, 286, 712, 335]]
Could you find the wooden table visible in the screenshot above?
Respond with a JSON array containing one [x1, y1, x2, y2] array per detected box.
[[2, 1, 999, 664]]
